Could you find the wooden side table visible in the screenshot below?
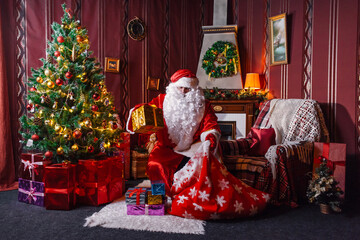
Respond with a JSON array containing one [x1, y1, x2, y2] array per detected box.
[[209, 99, 259, 138]]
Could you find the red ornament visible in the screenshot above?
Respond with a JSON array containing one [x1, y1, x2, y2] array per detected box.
[[91, 105, 99, 111], [31, 134, 39, 141], [55, 78, 64, 86], [94, 137, 98, 142], [54, 51, 61, 57], [30, 87, 37, 92], [92, 93, 100, 101], [26, 104, 33, 111], [73, 130, 82, 139], [65, 72, 73, 79], [112, 122, 118, 130], [57, 36, 64, 43], [87, 145, 94, 153], [45, 151, 53, 159]]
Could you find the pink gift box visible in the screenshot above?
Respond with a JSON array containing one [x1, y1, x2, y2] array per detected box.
[[127, 204, 165, 215], [313, 142, 346, 198]]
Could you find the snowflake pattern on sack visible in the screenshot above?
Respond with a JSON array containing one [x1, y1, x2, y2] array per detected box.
[[169, 141, 270, 220]]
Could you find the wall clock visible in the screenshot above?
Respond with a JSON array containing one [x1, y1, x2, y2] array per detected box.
[[127, 16, 146, 41]]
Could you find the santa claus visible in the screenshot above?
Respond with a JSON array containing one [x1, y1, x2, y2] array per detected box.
[[127, 69, 221, 194], [127, 69, 269, 220]]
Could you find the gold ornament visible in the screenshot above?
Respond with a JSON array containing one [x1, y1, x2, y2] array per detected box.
[[54, 124, 63, 133], [59, 45, 65, 52], [63, 129, 72, 140], [56, 146, 64, 155], [44, 69, 52, 76], [71, 144, 79, 151], [36, 77, 43, 83], [57, 146, 64, 154], [47, 81, 55, 88], [57, 56, 62, 62]]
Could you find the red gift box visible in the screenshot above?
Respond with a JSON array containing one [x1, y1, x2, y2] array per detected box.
[[44, 163, 76, 210], [313, 142, 346, 198], [118, 132, 130, 179], [109, 153, 125, 197], [77, 156, 124, 206], [19, 153, 51, 182]]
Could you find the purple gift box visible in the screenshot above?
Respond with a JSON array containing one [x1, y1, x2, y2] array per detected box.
[[127, 204, 165, 216], [18, 178, 45, 207]]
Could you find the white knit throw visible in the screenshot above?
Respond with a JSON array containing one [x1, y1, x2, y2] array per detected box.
[[264, 99, 329, 179]]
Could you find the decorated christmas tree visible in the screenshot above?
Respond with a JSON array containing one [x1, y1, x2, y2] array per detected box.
[[20, 4, 123, 163]]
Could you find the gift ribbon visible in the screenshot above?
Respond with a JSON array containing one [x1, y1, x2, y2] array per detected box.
[[21, 160, 40, 179], [19, 185, 44, 203], [151, 106, 158, 128], [21, 153, 45, 180], [45, 187, 74, 194], [129, 188, 146, 205], [321, 143, 346, 172]]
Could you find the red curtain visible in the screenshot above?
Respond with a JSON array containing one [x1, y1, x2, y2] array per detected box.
[[0, 8, 16, 191]]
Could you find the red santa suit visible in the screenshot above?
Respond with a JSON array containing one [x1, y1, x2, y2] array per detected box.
[[127, 69, 269, 220]]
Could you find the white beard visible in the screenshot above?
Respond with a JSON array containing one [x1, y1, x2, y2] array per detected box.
[[163, 84, 205, 151]]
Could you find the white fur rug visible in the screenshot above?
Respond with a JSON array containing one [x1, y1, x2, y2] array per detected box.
[[83, 180, 205, 235]]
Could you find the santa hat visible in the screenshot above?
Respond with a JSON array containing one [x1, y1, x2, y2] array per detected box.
[[170, 69, 199, 89]]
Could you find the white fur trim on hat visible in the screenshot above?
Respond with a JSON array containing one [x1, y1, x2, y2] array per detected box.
[[172, 77, 199, 89]]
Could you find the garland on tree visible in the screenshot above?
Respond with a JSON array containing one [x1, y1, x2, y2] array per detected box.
[[20, 4, 123, 163], [202, 41, 239, 79]]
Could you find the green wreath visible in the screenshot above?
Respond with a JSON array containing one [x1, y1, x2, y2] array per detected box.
[[202, 41, 239, 79]]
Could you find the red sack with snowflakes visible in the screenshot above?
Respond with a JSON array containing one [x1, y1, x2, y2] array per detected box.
[[169, 141, 270, 220]]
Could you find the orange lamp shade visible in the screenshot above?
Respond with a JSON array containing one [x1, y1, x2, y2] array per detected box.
[[244, 73, 261, 89]]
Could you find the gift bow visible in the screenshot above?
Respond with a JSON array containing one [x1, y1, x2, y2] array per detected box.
[[19, 186, 44, 203], [21, 159, 42, 178], [129, 188, 146, 205]]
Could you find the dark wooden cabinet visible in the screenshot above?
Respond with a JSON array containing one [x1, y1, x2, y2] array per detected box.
[[210, 99, 259, 138]]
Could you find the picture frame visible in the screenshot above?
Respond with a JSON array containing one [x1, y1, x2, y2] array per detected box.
[[269, 13, 288, 66], [105, 57, 120, 73], [147, 77, 160, 91]]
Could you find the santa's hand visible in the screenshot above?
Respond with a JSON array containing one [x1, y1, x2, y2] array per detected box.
[[205, 134, 217, 152]]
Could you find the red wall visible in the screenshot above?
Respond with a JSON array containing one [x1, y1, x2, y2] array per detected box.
[[2, 0, 360, 201]]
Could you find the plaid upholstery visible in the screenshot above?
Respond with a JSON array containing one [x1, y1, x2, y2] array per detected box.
[[222, 156, 267, 187], [222, 144, 313, 205], [220, 99, 317, 206], [219, 138, 252, 156], [252, 100, 272, 129]]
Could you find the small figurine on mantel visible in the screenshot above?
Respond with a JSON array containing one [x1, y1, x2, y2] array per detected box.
[[146, 133, 157, 154]]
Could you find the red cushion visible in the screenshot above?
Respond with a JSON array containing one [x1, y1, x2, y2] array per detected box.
[[248, 127, 276, 156]]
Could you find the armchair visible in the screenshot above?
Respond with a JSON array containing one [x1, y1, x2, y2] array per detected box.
[[220, 99, 329, 206]]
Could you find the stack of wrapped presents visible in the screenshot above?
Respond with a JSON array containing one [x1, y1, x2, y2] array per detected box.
[[18, 132, 130, 210], [125, 181, 166, 216]]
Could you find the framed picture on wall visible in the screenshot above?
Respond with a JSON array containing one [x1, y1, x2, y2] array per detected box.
[[269, 13, 288, 66], [105, 57, 120, 73]]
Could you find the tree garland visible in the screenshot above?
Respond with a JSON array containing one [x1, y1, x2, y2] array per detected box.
[[202, 41, 239, 79]]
